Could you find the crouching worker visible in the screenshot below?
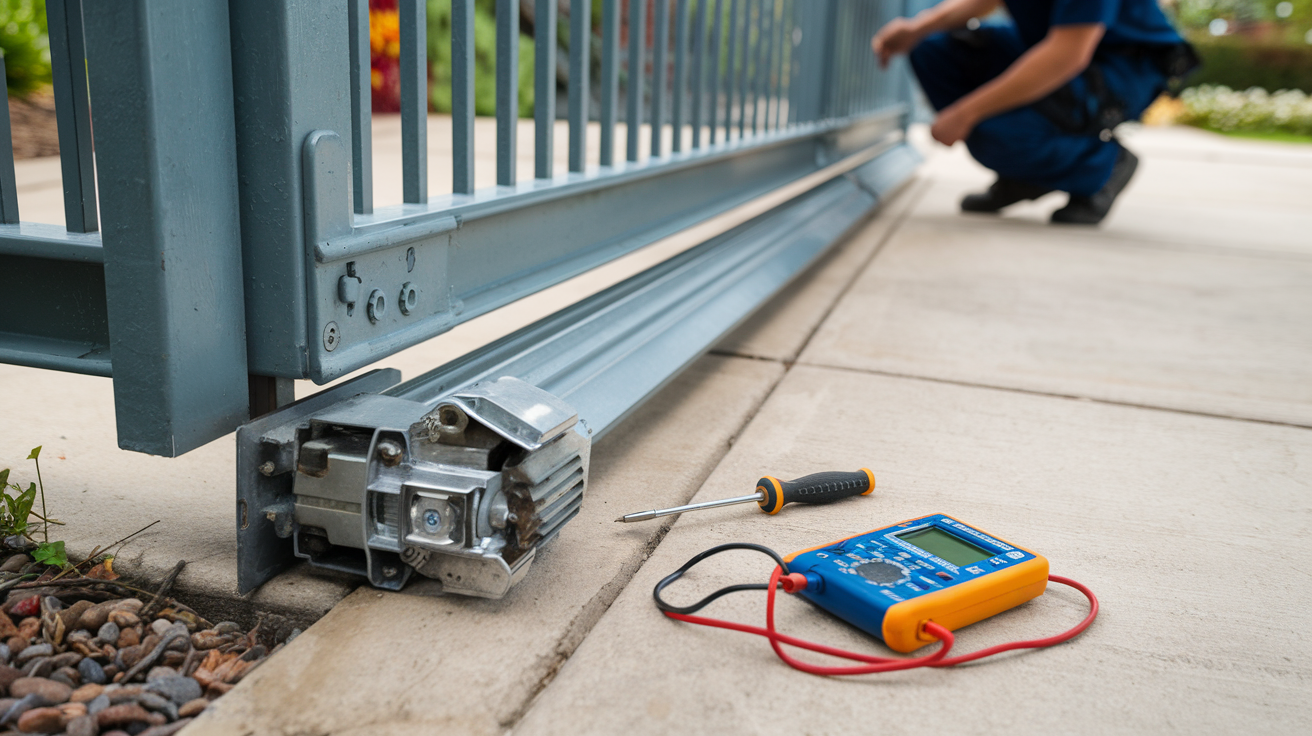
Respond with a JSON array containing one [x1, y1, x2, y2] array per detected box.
[[872, 0, 1195, 224]]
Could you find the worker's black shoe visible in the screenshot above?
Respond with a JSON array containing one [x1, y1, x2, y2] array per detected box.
[[1050, 146, 1139, 226], [960, 178, 1053, 213]]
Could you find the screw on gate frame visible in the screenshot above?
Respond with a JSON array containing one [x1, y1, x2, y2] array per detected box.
[[399, 282, 418, 315], [367, 289, 386, 323], [323, 321, 340, 351]]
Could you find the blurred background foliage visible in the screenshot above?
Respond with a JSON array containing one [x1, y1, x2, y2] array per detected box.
[[1169, 0, 1312, 93], [0, 0, 50, 97]]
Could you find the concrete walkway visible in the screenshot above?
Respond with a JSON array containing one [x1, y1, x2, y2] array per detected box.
[[5, 122, 1311, 734], [184, 124, 1312, 734]]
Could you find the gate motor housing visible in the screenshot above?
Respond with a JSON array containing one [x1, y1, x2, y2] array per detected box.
[[239, 376, 589, 598]]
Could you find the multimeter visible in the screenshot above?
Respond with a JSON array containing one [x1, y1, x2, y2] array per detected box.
[[783, 513, 1049, 653]]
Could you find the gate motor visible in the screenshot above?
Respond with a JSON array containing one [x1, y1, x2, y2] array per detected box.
[[237, 374, 588, 598]]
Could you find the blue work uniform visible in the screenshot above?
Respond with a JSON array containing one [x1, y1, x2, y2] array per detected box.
[[909, 0, 1184, 195]]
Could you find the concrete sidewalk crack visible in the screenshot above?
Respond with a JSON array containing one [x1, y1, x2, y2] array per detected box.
[[795, 363, 1312, 431]]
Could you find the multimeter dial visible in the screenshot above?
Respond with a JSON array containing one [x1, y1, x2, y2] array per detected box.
[[854, 559, 909, 585]]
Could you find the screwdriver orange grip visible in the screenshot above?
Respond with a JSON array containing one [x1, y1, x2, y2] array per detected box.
[[756, 469, 876, 515]]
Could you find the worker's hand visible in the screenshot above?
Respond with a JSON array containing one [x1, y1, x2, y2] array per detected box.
[[930, 103, 979, 146], [871, 18, 921, 68]]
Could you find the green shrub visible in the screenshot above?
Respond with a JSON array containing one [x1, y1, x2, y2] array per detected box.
[[1178, 84, 1312, 136], [427, 0, 535, 117], [0, 0, 50, 97], [1186, 38, 1312, 95]]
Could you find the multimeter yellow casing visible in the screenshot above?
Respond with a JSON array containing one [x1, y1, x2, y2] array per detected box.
[[783, 513, 1049, 653]]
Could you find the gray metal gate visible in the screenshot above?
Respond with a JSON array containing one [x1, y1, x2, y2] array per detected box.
[[1, 1, 917, 589], [0, 0, 919, 592]]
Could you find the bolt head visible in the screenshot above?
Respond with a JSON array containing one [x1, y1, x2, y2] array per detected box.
[[366, 290, 386, 323], [423, 509, 442, 531], [322, 321, 340, 351]]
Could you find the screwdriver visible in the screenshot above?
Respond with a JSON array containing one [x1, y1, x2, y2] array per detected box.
[[616, 469, 875, 523]]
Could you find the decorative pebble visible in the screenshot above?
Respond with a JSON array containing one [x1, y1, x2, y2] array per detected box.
[[58, 701, 88, 719], [51, 652, 83, 669], [96, 702, 153, 729], [212, 622, 241, 636], [70, 683, 103, 703], [0, 555, 30, 574], [86, 693, 110, 716], [177, 698, 207, 718], [115, 600, 144, 614], [6, 637, 26, 658], [117, 628, 141, 649], [0, 665, 22, 695], [65, 713, 98, 736], [190, 631, 224, 650], [9, 596, 39, 618], [149, 620, 172, 638], [13, 644, 49, 666], [145, 676, 201, 707], [107, 611, 140, 630], [135, 691, 178, 721], [98, 621, 121, 645], [139, 719, 193, 736], [15, 705, 63, 733], [16, 618, 39, 640], [48, 668, 77, 688], [77, 601, 119, 632], [78, 658, 106, 686], [9, 677, 71, 705], [2, 693, 49, 727]]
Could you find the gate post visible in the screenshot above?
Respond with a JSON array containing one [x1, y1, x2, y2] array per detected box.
[[83, 0, 249, 456]]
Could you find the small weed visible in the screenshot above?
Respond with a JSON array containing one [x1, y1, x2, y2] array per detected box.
[[1, 445, 66, 567]]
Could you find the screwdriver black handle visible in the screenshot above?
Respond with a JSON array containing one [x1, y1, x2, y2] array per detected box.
[[756, 469, 875, 515]]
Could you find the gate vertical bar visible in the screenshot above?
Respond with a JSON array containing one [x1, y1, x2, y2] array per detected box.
[[535, 0, 558, 179], [671, 0, 688, 153], [689, 0, 707, 148], [453, 0, 476, 193], [83, 0, 249, 455], [776, 0, 793, 128], [497, 0, 520, 185], [568, 0, 591, 172], [708, 0, 723, 144], [650, 0, 668, 157], [0, 57, 18, 224], [735, 0, 749, 138], [722, 0, 737, 140], [626, 0, 646, 162], [599, 0, 620, 166], [760, 0, 766, 131], [751, 0, 766, 134], [348, 0, 373, 214], [46, 0, 97, 233], [401, 0, 428, 202]]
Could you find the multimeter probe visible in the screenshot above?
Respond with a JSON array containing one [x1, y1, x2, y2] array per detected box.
[[654, 513, 1098, 675]]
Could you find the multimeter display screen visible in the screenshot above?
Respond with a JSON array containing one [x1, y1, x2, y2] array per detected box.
[[896, 527, 993, 566]]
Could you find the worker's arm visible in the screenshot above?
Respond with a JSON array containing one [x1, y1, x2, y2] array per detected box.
[[930, 24, 1105, 145], [871, 0, 1002, 67]]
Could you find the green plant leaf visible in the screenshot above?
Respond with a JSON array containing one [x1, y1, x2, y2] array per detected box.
[[27, 447, 40, 460], [0, 469, 8, 488], [33, 540, 67, 568]]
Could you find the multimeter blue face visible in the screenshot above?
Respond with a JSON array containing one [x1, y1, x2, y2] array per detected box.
[[786, 514, 1038, 641]]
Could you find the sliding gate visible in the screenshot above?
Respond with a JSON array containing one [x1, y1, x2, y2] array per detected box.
[[0, 0, 919, 592]]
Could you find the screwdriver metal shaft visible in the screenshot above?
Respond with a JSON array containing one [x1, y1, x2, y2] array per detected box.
[[616, 492, 765, 523], [617, 469, 875, 523]]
